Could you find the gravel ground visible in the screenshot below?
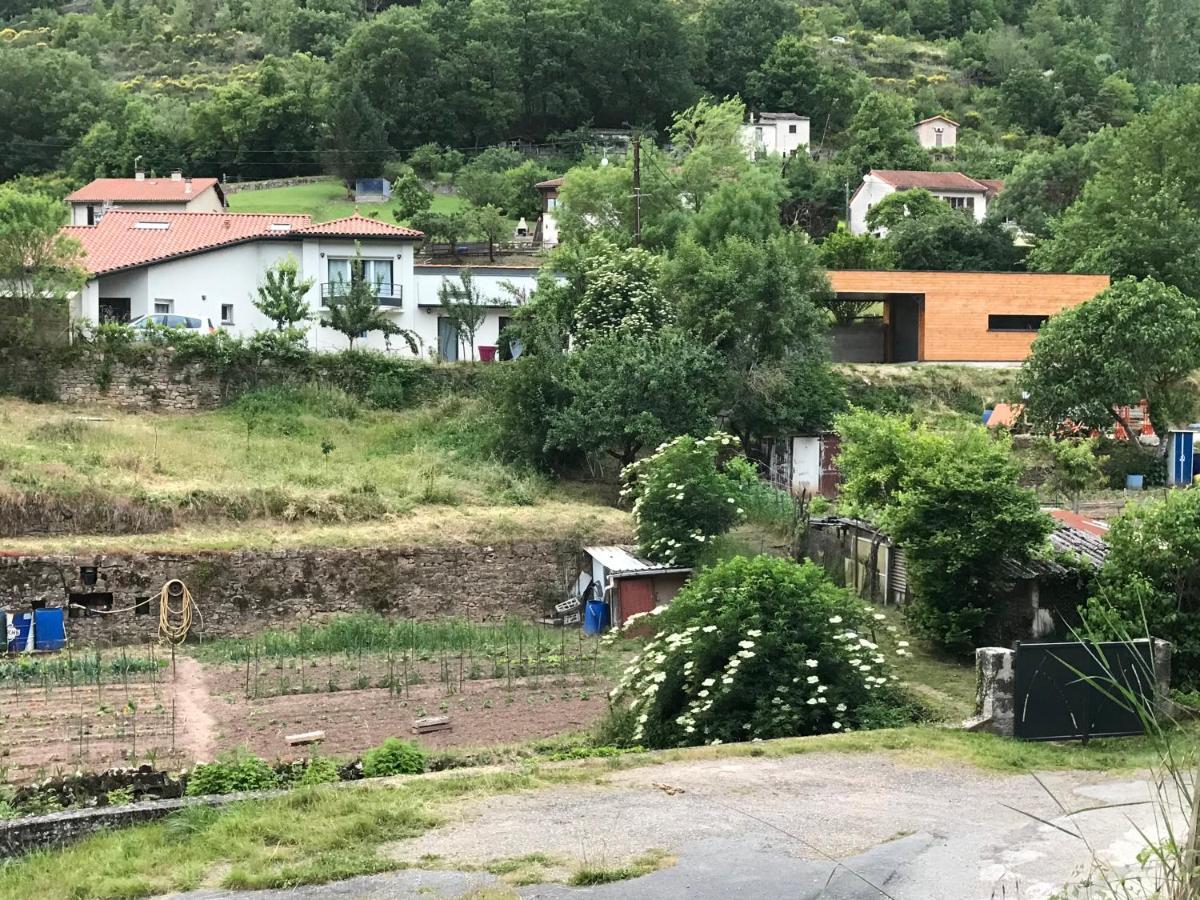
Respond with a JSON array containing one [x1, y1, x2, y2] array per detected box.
[[171, 752, 1184, 900]]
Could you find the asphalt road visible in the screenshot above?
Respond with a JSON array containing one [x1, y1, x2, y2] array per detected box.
[[172, 752, 1179, 900]]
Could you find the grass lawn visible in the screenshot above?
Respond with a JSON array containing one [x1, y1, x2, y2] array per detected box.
[[2, 723, 1190, 900], [0, 390, 627, 548], [227, 178, 466, 226]]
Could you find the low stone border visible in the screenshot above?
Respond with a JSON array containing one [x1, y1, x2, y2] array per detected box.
[[0, 788, 283, 859]]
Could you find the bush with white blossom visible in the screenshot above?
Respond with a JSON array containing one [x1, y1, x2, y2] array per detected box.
[[621, 431, 754, 567], [606, 555, 906, 748]]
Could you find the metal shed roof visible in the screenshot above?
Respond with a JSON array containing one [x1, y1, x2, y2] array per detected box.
[[583, 546, 691, 578]]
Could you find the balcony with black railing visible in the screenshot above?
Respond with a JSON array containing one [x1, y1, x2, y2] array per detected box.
[[320, 282, 403, 308]]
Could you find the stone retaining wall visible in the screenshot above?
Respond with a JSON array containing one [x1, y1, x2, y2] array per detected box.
[[55, 349, 225, 411], [0, 542, 572, 644], [222, 175, 330, 194]]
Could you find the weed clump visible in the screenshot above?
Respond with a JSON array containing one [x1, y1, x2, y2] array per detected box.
[[361, 737, 427, 777]]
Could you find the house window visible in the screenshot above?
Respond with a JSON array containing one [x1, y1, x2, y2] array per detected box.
[[86, 205, 97, 226], [545, 196, 558, 210], [946, 196, 975, 211], [988, 314, 1049, 332], [934, 127, 944, 147], [154, 299, 173, 314], [327, 258, 393, 287], [220, 303, 234, 325], [788, 124, 797, 134]]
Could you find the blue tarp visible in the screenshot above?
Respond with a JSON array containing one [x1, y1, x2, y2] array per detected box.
[[34, 608, 66, 651], [7, 612, 33, 653]]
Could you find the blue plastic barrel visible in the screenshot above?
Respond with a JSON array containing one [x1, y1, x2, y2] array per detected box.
[[1126, 474, 1144, 490], [7, 612, 33, 652], [34, 608, 66, 651], [583, 600, 610, 635]]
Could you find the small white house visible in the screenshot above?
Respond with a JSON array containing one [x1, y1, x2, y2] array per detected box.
[[64, 210, 538, 359], [741, 112, 810, 159], [66, 172, 225, 226], [534, 177, 562, 247], [848, 170, 1002, 236], [913, 115, 958, 150]]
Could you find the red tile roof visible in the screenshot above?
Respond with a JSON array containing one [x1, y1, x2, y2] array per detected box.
[[64, 211, 423, 276], [66, 177, 222, 203], [976, 178, 1005, 199], [535, 177, 564, 190], [871, 170, 990, 193], [1049, 508, 1109, 538], [294, 214, 423, 238]]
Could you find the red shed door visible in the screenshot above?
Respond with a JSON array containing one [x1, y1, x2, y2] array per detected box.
[[618, 578, 656, 623]]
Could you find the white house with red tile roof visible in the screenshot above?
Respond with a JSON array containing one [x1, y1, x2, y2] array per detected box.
[[66, 172, 226, 226], [912, 115, 958, 150], [848, 169, 1003, 236], [62, 210, 530, 357]]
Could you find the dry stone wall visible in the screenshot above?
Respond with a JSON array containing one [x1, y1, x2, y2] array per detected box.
[[0, 542, 571, 645], [55, 350, 225, 411]]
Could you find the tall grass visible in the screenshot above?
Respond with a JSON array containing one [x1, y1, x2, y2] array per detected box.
[[192, 613, 562, 663]]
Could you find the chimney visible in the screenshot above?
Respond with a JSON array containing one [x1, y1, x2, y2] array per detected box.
[[135, 169, 145, 181], [170, 170, 183, 181], [184, 177, 192, 194]]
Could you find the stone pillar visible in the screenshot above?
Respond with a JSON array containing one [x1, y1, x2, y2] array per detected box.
[[1153, 639, 1174, 720], [967, 646, 1016, 736]]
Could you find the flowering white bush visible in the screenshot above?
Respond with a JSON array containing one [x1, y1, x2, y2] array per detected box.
[[621, 431, 753, 567], [607, 555, 906, 748]]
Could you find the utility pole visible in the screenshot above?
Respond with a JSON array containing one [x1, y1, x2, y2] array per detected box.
[[632, 135, 642, 247]]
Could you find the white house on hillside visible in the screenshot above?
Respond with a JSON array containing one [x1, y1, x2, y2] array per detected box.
[[741, 112, 810, 159], [65, 211, 537, 359], [66, 172, 225, 226], [912, 115, 958, 150], [848, 170, 1003, 236]]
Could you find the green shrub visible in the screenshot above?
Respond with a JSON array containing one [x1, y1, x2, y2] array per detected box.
[[361, 738, 427, 777], [1097, 438, 1165, 488], [607, 555, 907, 748], [297, 756, 341, 786], [186, 750, 279, 796], [1085, 487, 1200, 689], [621, 432, 752, 567]]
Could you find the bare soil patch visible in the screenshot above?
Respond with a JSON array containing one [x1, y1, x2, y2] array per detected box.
[[202, 663, 609, 761]]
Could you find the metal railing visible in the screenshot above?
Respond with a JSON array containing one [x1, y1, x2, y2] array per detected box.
[[320, 282, 402, 308]]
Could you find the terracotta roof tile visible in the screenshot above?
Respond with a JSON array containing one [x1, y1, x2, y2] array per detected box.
[[64, 211, 313, 275], [870, 169, 989, 192], [535, 177, 564, 190], [66, 177, 222, 203], [293, 214, 423, 238]]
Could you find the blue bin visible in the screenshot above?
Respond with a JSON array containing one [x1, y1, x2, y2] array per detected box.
[[583, 600, 610, 635], [34, 607, 66, 651], [7, 612, 33, 653], [1126, 474, 1145, 491]]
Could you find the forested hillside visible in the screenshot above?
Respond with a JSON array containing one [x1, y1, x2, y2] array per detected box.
[[3, 0, 1200, 280]]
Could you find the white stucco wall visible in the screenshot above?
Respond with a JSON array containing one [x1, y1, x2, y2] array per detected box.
[[741, 119, 810, 159], [79, 240, 547, 359], [69, 190, 223, 226], [913, 120, 957, 149], [849, 177, 988, 235]]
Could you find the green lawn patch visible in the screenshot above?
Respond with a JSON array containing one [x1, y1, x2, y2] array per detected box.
[[226, 179, 465, 227]]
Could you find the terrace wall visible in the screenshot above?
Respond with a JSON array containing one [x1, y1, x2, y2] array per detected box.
[[0, 542, 572, 645]]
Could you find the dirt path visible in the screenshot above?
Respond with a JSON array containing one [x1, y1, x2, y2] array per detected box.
[[170, 655, 217, 764]]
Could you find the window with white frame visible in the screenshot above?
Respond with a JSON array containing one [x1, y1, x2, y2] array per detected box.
[[946, 196, 975, 211], [327, 257, 393, 292], [220, 303, 234, 325], [154, 299, 173, 314]]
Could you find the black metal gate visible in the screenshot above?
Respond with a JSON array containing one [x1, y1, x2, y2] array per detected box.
[[1013, 640, 1156, 742]]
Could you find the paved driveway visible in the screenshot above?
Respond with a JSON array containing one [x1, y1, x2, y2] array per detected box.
[[174, 752, 1179, 899]]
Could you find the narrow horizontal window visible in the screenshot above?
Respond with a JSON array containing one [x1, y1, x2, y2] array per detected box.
[[988, 314, 1048, 332]]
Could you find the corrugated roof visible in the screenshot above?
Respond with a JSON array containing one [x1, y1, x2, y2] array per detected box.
[[67, 177, 221, 203], [583, 545, 689, 576], [870, 169, 990, 193]]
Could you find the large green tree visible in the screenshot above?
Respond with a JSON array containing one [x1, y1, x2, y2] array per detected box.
[[693, 0, 795, 100], [0, 188, 85, 299], [747, 34, 868, 135], [0, 46, 115, 179], [1020, 277, 1200, 439], [1029, 87, 1200, 296], [841, 92, 929, 176]]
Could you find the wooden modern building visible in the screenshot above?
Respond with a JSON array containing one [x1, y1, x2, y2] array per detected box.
[[827, 271, 1110, 363]]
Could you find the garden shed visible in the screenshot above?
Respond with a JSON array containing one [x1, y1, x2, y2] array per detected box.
[[575, 546, 691, 629], [807, 515, 1109, 643]]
